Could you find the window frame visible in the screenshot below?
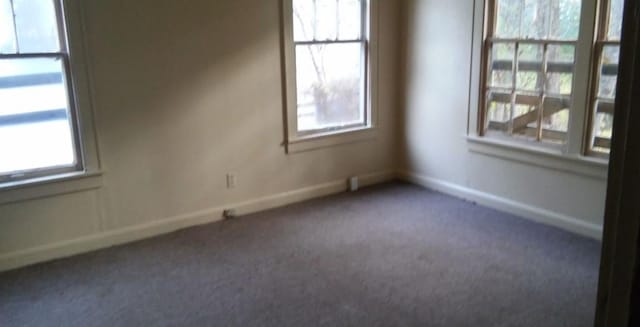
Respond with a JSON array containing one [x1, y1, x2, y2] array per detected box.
[[281, 0, 379, 153], [474, 0, 617, 162], [1, 0, 82, 183], [0, 0, 101, 192], [585, 0, 621, 157]]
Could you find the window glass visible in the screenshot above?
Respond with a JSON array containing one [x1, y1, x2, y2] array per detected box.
[[293, 0, 315, 42], [315, 0, 337, 40], [521, 0, 549, 39], [338, 0, 361, 40], [496, 0, 521, 38], [516, 44, 543, 92], [293, 0, 362, 42], [549, 0, 582, 40], [0, 0, 17, 53], [546, 44, 575, 95], [292, 0, 366, 133], [489, 43, 515, 89], [0, 0, 79, 180], [495, 0, 582, 40], [0, 57, 75, 174], [485, 0, 581, 146], [295, 43, 363, 131], [598, 46, 619, 98], [607, 0, 624, 40], [14, 0, 60, 53]]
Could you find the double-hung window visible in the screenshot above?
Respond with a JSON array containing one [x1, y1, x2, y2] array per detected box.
[[0, 0, 82, 183], [283, 0, 376, 152], [478, 0, 623, 158]]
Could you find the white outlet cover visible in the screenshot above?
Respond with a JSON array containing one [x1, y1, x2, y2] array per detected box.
[[226, 174, 236, 188]]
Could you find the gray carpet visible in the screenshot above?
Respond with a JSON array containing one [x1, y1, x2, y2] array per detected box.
[[0, 182, 600, 327]]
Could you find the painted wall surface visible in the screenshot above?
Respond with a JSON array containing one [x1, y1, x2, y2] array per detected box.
[[401, 0, 607, 232], [0, 0, 402, 261], [0, 0, 609, 271]]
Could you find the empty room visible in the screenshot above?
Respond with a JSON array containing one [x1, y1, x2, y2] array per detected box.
[[1, 0, 639, 326]]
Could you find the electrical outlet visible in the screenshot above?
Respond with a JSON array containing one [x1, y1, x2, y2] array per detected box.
[[349, 176, 359, 192], [226, 173, 236, 189]]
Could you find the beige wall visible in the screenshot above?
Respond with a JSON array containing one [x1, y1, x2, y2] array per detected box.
[[0, 0, 402, 268], [0, 0, 609, 271]]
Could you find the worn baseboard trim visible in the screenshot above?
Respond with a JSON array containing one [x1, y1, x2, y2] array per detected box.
[[0, 171, 395, 272], [231, 170, 395, 215], [3, 169, 597, 272], [398, 171, 603, 240]]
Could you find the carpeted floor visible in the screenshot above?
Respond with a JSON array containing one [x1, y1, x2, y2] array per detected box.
[[0, 182, 601, 327]]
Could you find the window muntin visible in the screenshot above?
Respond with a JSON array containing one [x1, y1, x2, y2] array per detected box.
[[482, 0, 582, 146], [588, 0, 623, 154], [291, 0, 368, 134], [0, 0, 81, 182]]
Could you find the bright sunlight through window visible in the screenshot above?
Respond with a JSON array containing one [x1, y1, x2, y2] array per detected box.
[[292, 0, 368, 133], [0, 0, 79, 182]]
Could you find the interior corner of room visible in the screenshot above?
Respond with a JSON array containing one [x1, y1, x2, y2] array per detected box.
[[1, 0, 638, 326]]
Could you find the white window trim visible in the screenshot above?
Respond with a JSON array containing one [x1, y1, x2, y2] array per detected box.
[[0, 0, 102, 200], [467, 0, 609, 176], [281, 0, 379, 154], [0, 171, 102, 205], [467, 135, 608, 179]]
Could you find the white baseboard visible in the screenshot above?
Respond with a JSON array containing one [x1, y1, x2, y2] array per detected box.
[[0, 171, 395, 272], [1, 169, 598, 272], [231, 170, 396, 216], [398, 171, 603, 240]]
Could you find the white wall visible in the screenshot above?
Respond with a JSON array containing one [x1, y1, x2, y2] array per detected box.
[[0, 0, 402, 271], [400, 0, 607, 239]]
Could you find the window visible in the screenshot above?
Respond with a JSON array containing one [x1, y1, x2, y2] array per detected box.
[[0, 0, 82, 182], [588, 0, 623, 155], [478, 0, 622, 158], [283, 0, 376, 152]]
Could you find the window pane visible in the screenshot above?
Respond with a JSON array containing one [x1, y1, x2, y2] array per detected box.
[[0, 0, 16, 53], [495, 0, 581, 40], [598, 74, 617, 99], [489, 43, 515, 89], [0, 57, 76, 174], [549, 0, 581, 40], [315, 0, 337, 40], [546, 44, 574, 95], [544, 109, 569, 132], [294, 0, 348, 41], [517, 44, 543, 92], [512, 103, 538, 139], [593, 110, 614, 139], [293, 0, 315, 42], [541, 88, 571, 144], [592, 109, 613, 153], [540, 97, 569, 143], [599, 45, 619, 98], [608, 0, 624, 40], [486, 98, 512, 135], [13, 0, 60, 53], [521, 0, 549, 39], [487, 100, 511, 124], [295, 42, 364, 131], [496, 0, 521, 38], [338, 0, 361, 40], [547, 44, 575, 62], [546, 72, 573, 94]]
